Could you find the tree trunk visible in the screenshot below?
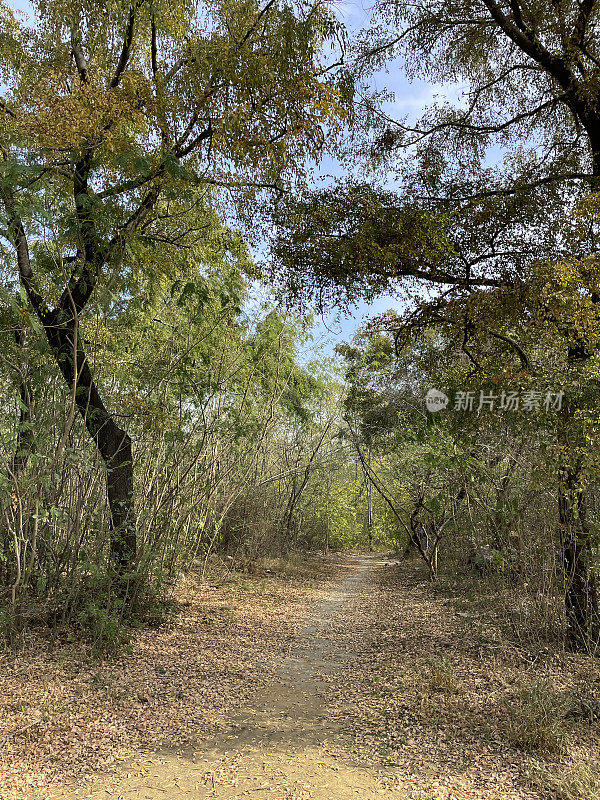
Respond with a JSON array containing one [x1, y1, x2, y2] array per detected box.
[[366, 450, 373, 552], [558, 470, 599, 651], [45, 313, 136, 571], [554, 337, 600, 652], [12, 329, 34, 477]]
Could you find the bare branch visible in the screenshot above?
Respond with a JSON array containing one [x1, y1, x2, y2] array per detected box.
[[485, 327, 535, 373]]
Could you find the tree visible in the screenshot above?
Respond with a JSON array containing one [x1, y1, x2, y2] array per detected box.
[[0, 0, 351, 576], [381, 256, 600, 648], [339, 327, 468, 578], [268, 0, 600, 650]]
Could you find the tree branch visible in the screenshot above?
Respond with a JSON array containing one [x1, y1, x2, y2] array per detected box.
[[481, 0, 579, 100], [71, 37, 89, 83], [485, 327, 535, 373], [110, 2, 144, 89], [0, 188, 50, 320], [0, 99, 16, 119]]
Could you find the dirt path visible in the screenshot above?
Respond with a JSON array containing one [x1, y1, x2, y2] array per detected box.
[[48, 554, 401, 799], [37, 552, 600, 800]]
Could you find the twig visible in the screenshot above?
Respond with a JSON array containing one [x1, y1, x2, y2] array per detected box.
[[0, 717, 43, 751]]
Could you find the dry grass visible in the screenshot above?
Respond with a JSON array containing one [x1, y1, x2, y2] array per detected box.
[[425, 656, 464, 696], [506, 679, 572, 755], [252, 552, 334, 580], [523, 758, 600, 800]]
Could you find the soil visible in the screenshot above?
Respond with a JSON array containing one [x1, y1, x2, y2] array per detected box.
[[14, 552, 599, 800], [46, 555, 397, 799]]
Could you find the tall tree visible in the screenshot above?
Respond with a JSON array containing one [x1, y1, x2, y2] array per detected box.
[[0, 0, 351, 575]]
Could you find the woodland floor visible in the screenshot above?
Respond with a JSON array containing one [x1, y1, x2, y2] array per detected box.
[[2, 553, 600, 800]]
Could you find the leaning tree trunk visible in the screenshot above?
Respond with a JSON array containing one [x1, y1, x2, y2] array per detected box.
[[45, 312, 136, 572], [2, 180, 137, 575]]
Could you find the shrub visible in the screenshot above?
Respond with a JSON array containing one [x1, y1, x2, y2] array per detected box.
[[77, 600, 130, 657]]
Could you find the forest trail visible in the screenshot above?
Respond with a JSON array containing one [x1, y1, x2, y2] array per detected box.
[[48, 554, 403, 799], [42, 552, 567, 800]]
